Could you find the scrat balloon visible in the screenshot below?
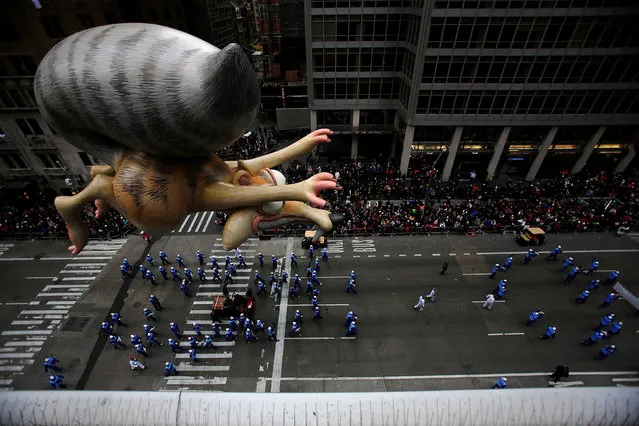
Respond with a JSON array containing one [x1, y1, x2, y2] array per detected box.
[[33, 23, 341, 254]]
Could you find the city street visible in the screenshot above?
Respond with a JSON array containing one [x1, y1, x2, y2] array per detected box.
[[1, 232, 638, 392]]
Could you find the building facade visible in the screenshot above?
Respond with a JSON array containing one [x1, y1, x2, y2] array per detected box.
[[0, 0, 189, 191], [305, 0, 639, 179]]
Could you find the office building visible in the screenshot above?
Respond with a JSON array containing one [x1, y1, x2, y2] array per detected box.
[[0, 0, 189, 191], [305, 0, 639, 179]]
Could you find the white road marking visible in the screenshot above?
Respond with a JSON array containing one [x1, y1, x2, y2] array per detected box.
[[36, 293, 84, 298], [432, 253, 441, 257], [43, 257, 111, 261], [198, 284, 246, 289], [549, 381, 584, 388], [0, 380, 12, 386], [194, 292, 224, 297], [46, 301, 77, 305], [5, 341, 44, 347], [271, 237, 294, 393], [77, 251, 117, 256], [414, 254, 422, 257], [178, 215, 191, 233], [0, 258, 34, 261], [25, 277, 56, 280], [287, 303, 350, 307], [286, 337, 356, 340], [472, 300, 506, 303], [189, 310, 212, 315], [1, 302, 29, 306], [43, 285, 90, 290], [203, 211, 214, 233], [59, 270, 102, 274], [187, 212, 200, 233], [175, 353, 232, 359], [399, 254, 406, 257], [0, 348, 16, 352], [464, 253, 471, 256], [192, 301, 217, 305], [179, 341, 235, 347], [353, 255, 360, 258], [11, 320, 43, 325], [476, 249, 639, 255], [368, 255, 376, 258], [384, 255, 390, 257], [0, 366, 23, 372], [271, 371, 639, 381], [487, 333, 504, 336], [65, 263, 107, 267], [612, 378, 639, 382], [194, 211, 208, 233], [1, 330, 53, 335], [174, 364, 229, 372], [165, 377, 227, 385], [0, 353, 34, 359], [62, 277, 94, 281], [449, 253, 457, 256], [488, 332, 525, 336], [335, 255, 342, 258], [20, 310, 69, 315]]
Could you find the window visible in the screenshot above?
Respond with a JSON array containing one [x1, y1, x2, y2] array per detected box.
[[8, 89, 26, 108], [77, 13, 94, 29], [0, 18, 21, 42], [15, 118, 44, 136], [1, 153, 28, 169], [37, 153, 62, 169], [8, 56, 38, 76], [78, 152, 94, 166], [40, 15, 66, 38]]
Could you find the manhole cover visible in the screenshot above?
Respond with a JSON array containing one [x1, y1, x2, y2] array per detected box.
[[61, 316, 91, 332], [133, 302, 141, 308]]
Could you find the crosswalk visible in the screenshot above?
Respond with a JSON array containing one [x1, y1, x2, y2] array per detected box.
[[625, 232, 639, 244], [173, 211, 218, 234], [160, 238, 258, 391], [0, 239, 127, 391]]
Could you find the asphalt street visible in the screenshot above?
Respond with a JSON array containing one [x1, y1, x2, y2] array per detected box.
[[0, 232, 637, 392]]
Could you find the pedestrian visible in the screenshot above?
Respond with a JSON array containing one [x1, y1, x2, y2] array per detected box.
[[346, 321, 358, 337], [189, 349, 199, 362], [109, 334, 126, 349], [489, 263, 503, 279], [604, 270, 619, 286], [491, 377, 507, 389], [170, 322, 182, 339], [110, 312, 127, 327], [290, 252, 298, 267], [146, 253, 155, 267], [165, 362, 179, 376], [523, 249, 538, 264], [149, 294, 162, 310], [129, 356, 145, 371], [425, 288, 437, 302], [545, 245, 561, 261], [159, 251, 170, 265], [143, 307, 156, 322], [574, 290, 590, 304], [176, 254, 185, 268], [257, 253, 264, 268], [414, 296, 425, 311], [597, 344, 616, 360], [135, 343, 148, 357], [526, 310, 545, 326], [49, 375, 65, 389], [600, 292, 618, 308], [44, 356, 63, 373], [483, 294, 495, 310], [550, 365, 569, 383], [540, 326, 557, 340]]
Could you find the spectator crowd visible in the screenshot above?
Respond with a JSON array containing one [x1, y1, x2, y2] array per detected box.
[[1, 126, 636, 240]]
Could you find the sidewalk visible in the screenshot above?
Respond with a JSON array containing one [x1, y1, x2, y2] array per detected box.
[[12, 237, 148, 390]]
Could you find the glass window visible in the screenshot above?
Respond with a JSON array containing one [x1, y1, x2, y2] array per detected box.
[[27, 119, 44, 135], [77, 13, 94, 29], [15, 118, 32, 136], [39, 15, 65, 38]]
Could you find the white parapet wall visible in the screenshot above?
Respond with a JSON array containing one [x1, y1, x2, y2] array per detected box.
[[0, 388, 638, 426]]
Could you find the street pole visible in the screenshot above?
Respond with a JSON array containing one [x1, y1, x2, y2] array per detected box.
[[424, 147, 447, 207]]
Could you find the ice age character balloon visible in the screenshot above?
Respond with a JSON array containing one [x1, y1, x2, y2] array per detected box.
[[34, 23, 341, 254]]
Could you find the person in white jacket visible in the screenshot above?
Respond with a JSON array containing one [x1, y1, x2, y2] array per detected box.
[[414, 296, 425, 311], [426, 288, 437, 302], [483, 294, 495, 310], [129, 356, 145, 370]]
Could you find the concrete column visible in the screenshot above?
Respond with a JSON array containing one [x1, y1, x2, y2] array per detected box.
[[441, 127, 463, 181], [399, 125, 415, 175], [571, 126, 606, 175], [351, 135, 358, 159], [390, 138, 397, 158], [393, 112, 400, 131], [352, 109, 360, 128], [615, 146, 636, 173], [526, 126, 558, 181], [486, 127, 511, 180], [310, 110, 317, 131]]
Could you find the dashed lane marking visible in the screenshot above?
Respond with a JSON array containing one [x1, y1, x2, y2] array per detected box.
[[414, 254, 422, 257], [432, 253, 441, 257], [612, 378, 639, 382], [285, 337, 357, 340], [399, 254, 406, 257], [25, 277, 56, 280], [487, 332, 525, 336], [472, 300, 506, 303], [475, 249, 639, 255]]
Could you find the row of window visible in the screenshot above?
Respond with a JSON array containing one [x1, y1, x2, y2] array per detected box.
[[433, 0, 628, 8], [0, 150, 96, 170], [421, 55, 639, 84], [312, 48, 406, 73], [428, 15, 637, 49], [314, 78, 400, 99], [311, 14, 414, 42], [0, 56, 38, 77], [317, 109, 396, 125], [311, 0, 423, 8], [310, 0, 624, 9], [0, 86, 38, 109], [415, 89, 639, 115]]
